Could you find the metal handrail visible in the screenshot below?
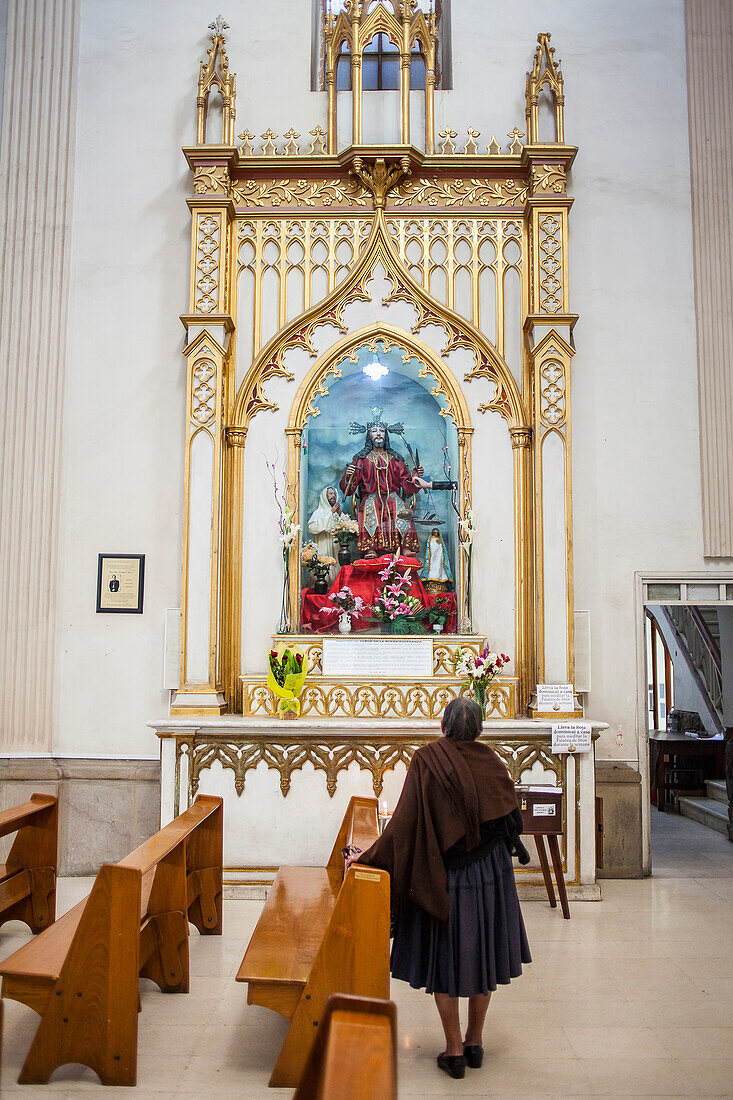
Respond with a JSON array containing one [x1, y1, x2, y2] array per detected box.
[[666, 605, 723, 717], [689, 606, 722, 672]]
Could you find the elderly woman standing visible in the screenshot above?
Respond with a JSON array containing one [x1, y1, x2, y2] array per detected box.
[[355, 696, 531, 1080]]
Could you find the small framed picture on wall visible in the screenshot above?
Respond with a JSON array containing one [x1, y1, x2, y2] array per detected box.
[[96, 554, 145, 614]]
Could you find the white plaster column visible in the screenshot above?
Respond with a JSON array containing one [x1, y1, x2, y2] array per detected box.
[[0, 0, 79, 749], [685, 1, 733, 558]]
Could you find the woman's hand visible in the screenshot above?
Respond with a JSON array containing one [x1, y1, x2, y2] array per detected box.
[[415, 476, 432, 490]]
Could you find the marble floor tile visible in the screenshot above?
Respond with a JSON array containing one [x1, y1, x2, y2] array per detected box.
[[0, 809, 731, 1097]]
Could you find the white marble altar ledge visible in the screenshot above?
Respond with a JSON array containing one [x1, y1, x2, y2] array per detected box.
[[149, 717, 607, 900]]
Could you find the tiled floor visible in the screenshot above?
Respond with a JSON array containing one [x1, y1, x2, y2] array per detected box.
[[0, 809, 731, 1097]]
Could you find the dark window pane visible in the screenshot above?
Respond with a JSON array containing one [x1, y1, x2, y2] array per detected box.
[[363, 56, 379, 89], [410, 55, 426, 89], [336, 55, 351, 90], [381, 57, 399, 89]]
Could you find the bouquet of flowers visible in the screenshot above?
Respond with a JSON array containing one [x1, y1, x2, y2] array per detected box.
[[427, 594, 452, 628], [267, 646, 310, 718], [458, 507, 475, 554], [280, 505, 300, 549], [454, 644, 510, 717], [267, 456, 299, 633], [300, 542, 337, 582], [331, 515, 359, 547], [326, 586, 366, 617], [371, 554, 426, 634]]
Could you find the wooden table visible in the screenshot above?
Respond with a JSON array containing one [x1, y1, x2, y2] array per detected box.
[[649, 730, 725, 812]]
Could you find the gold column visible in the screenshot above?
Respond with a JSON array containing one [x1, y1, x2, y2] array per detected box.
[[424, 9, 437, 154], [173, 193, 234, 716], [400, 8, 411, 145], [510, 426, 535, 717], [221, 428, 246, 714], [425, 63, 435, 154], [351, 9, 362, 145], [174, 327, 228, 715], [326, 51, 337, 155], [285, 426, 303, 633], [457, 428, 473, 631]]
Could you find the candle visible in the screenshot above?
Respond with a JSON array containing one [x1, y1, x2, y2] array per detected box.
[[378, 799, 392, 835]]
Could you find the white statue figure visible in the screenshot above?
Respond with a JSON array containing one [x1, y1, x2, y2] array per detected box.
[[307, 486, 346, 583], [420, 526, 454, 593]]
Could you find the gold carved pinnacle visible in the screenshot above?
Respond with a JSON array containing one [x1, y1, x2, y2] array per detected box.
[[349, 156, 412, 210]]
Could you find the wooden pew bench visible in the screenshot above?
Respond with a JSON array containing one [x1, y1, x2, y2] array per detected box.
[[0, 795, 58, 937], [237, 795, 390, 1089], [0, 793, 222, 1086], [294, 994, 397, 1100]]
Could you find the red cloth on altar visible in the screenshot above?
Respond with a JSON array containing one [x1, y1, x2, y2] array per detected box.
[[300, 555, 457, 634]]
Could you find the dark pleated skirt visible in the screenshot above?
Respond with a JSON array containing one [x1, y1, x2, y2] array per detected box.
[[390, 841, 531, 997]]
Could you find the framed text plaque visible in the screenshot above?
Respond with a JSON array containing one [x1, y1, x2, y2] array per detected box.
[[322, 636, 433, 677], [96, 554, 145, 614]]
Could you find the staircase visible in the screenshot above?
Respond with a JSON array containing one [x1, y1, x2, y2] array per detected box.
[[664, 605, 724, 730], [679, 780, 729, 836]]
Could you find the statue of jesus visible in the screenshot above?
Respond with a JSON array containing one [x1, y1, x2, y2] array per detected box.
[[339, 407, 431, 559]]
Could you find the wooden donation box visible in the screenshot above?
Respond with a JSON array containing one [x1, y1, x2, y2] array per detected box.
[[516, 785, 570, 919]]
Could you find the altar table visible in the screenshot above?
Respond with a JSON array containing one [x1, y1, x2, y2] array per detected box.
[[149, 717, 606, 902]]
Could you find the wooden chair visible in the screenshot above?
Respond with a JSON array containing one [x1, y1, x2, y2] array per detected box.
[[0, 794, 58, 937], [0, 793, 222, 1086], [294, 993, 397, 1100], [237, 796, 390, 1089]]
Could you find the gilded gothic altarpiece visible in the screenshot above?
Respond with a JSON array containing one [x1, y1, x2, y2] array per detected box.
[[152, 7, 603, 898]]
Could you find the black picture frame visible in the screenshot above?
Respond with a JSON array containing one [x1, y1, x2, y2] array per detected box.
[[96, 554, 145, 614]]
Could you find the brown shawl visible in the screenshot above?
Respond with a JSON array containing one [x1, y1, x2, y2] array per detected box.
[[357, 737, 519, 923]]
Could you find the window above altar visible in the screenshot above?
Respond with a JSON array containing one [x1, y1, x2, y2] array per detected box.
[[312, 0, 452, 92]]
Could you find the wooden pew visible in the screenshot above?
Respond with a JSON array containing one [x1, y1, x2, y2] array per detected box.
[[0, 794, 58, 937], [294, 994, 397, 1100], [0, 793, 222, 1086], [237, 795, 390, 1089]]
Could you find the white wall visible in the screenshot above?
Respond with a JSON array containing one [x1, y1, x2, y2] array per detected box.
[[49, 0, 718, 760]]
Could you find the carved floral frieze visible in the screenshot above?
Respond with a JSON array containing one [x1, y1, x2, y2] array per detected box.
[[391, 177, 528, 209], [193, 165, 229, 195], [230, 178, 368, 208], [530, 163, 566, 195]]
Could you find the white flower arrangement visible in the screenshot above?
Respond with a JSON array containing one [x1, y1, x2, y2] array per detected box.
[[459, 508, 475, 554], [280, 506, 300, 548]]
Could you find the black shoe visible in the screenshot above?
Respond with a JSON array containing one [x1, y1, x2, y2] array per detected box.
[[437, 1052, 466, 1079], [463, 1044, 484, 1068]]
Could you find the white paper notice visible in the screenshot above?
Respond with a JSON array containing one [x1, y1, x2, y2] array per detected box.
[[533, 804, 557, 816], [536, 683, 575, 711], [322, 637, 433, 678], [551, 722, 593, 753]]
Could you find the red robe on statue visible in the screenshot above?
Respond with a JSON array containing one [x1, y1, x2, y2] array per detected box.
[[339, 449, 421, 557]]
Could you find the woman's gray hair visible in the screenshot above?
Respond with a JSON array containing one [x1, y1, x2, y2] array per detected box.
[[442, 696, 483, 741]]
